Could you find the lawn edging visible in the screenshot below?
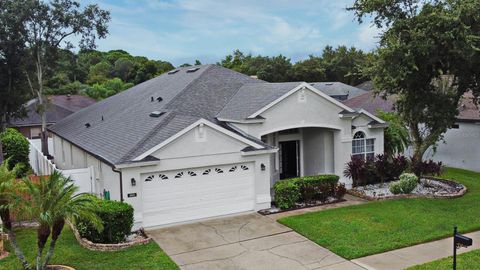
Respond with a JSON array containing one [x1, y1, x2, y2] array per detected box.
[[347, 176, 467, 201], [69, 223, 152, 251]]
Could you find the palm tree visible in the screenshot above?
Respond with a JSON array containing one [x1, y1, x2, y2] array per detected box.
[[0, 161, 31, 269], [24, 171, 102, 270]]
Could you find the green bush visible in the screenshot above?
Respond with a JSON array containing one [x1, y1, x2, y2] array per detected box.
[[77, 198, 134, 244], [293, 175, 339, 202], [389, 173, 418, 194], [273, 179, 300, 209], [0, 128, 30, 177]]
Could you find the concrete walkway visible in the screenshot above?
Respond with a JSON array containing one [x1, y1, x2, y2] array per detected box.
[[352, 231, 480, 270], [147, 213, 367, 270]]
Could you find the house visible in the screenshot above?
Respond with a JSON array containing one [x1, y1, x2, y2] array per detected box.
[[48, 65, 386, 228], [344, 89, 480, 172], [10, 95, 96, 139]]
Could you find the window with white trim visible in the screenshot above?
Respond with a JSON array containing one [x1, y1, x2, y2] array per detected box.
[[352, 131, 375, 159]]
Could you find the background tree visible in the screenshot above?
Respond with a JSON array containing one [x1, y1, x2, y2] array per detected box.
[[0, 0, 31, 163], [23, 0, 110, 157], [350, 0, 480, 164]]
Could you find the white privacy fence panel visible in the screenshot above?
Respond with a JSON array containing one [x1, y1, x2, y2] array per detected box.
[[28, 139, 95, 194]]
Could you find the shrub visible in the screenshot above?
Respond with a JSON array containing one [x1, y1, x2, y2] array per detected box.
[[345, 155, 409, 187], [334, 183, 347, 199], [410, 159, 443, 178], [294, 175, 339, 202], [389, 173, 418, 194], [77, 198, 134, 244], [273, 180, 300, 209], [0, 128, 30, 177], [343, 156, 367, 187]]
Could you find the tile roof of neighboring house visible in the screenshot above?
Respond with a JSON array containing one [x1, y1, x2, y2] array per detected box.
[[310, 82, 368, 99], [355, 80, 375, 91], [343, 90, 479, 122], [49, 65, 271, 165], [217, 82, 303, 121], [9, 95, 96, 127]]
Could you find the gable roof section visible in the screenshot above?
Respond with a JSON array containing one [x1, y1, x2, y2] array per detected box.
[[49, 65, 265, 165], [217, 82, 355, 121]]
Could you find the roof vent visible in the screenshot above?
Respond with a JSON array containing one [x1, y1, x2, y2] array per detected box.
[[151, 96, 154, 102], [85, 123, 91, 128], [168, 70, 179, 75], [149, 111, 165, 118], [325, 83, 334, 86], [156, 97, 163, 102], [186, 67, 200, 73]]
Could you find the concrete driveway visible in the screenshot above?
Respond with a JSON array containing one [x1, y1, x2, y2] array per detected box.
[[147, 213, 366, 270]]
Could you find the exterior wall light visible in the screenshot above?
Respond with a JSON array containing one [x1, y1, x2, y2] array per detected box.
[[131, 178, 136, 186], [261, 163, 266, 171]]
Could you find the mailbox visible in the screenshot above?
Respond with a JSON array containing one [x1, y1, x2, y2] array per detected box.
[[454, 233, 472, 248]]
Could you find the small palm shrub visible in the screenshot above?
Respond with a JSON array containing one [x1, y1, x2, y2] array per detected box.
[[273, 180, 300, 209], [77, 198, 134, 244], [389, 173, 418, 194]]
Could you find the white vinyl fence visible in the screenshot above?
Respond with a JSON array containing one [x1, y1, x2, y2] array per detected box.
[[28, 139, 95, 194]]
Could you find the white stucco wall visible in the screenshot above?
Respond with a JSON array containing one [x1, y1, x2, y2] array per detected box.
[[52, 134, 120, 199], [119, 125, 272, 228], [303, 128, 335, 176], [426, 122, 480, 172]]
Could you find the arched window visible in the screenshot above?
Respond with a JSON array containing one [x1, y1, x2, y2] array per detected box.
[[352, 131, 375, 159]]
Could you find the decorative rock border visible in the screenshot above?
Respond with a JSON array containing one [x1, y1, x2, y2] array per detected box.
[[347, 177, 467, 201], [69, 223, 152, 252]]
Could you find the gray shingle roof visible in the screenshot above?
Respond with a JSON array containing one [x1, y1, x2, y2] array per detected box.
[[49, 65, 265, 165], [217, 82, 302, 121], [310, 82, 367, 99]]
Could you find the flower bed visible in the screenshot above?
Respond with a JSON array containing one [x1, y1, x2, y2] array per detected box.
[[258, 197, 346, 215], [69, 223, 151, 252], [348, 177, 467, 200]]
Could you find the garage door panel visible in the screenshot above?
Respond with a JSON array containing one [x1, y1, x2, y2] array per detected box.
[[142, 163, 255, 227]]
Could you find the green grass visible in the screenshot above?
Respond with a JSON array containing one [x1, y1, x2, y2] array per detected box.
[[407, 249, 480, 270], [0, 227, 179, 270], [279, 167, 480, 259]]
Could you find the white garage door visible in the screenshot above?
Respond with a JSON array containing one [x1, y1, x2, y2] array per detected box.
[[142, 162, 255, 227]]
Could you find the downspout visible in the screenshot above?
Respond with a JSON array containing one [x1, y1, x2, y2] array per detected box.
[[112, 166, 124, 202]]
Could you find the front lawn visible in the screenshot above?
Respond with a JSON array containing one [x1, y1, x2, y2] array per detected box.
[[0, 227, 179, 270], [407, 249, 480, 270], [279, 168, 480, 259]]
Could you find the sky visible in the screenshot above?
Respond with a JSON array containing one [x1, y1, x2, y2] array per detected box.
[[79, 0, 381, 66]]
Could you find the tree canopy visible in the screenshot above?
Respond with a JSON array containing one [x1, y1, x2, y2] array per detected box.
[[350, 0, 480, 162]]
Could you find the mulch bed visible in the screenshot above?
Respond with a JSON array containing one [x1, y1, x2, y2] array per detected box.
[[258, 198, 346, 215]]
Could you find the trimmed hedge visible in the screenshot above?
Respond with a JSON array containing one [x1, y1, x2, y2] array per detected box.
[[77, 198, 134, 244], [273, 180, 300, 210], [273, 175, 341, 209], [0, 128, 30, 177]]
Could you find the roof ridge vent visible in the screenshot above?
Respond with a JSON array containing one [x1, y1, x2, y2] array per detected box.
[[186, 67, 200, 73], [168, 70, 179, 75], [149, 111, 166, 118]]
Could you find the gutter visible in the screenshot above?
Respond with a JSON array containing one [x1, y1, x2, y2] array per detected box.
[[111, 166, 124, 202]]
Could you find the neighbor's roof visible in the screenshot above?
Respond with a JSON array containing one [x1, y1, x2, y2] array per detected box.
[[355, 81, 375, 91], [217, 82, 303, 121], [9, 95, 96, 127], [343, 91, 479, 122], [49, 65, 269, 165], [310, 82, 368, 99]]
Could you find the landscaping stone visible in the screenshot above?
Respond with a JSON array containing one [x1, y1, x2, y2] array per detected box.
[[349, 177, 467, 200]]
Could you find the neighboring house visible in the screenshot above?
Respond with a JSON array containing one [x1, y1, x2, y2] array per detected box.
[[48, 65, 385, 228], [9, 95, 96, 139], [310, 82, 369, 101], [344, 89, 480, 172]]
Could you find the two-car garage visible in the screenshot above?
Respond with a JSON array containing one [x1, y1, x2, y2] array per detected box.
[[141, 162, 256, 227]]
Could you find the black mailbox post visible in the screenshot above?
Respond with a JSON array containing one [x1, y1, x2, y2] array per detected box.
[[453, 226, 473, 270]]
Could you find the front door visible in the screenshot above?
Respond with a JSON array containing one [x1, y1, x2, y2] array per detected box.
[[279, 140, 299, 179]]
